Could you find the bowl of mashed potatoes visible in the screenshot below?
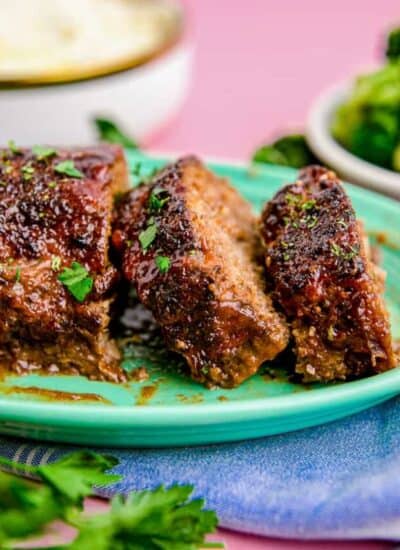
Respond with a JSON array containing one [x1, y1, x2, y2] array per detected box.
[[0, 0, 191, 144]]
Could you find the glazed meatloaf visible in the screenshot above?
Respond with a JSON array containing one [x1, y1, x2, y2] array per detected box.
[[113, 156, 289, 387], [0, 144, 129, 381], [260, 165, 395, 382]]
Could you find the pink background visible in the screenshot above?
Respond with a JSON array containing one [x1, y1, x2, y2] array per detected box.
[[150, 0, 399, 161], [146, 1, 399, 547]]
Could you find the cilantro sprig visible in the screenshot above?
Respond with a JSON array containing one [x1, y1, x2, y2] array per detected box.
[[58, 262, 94, 302], [0, 451, 222, 549]]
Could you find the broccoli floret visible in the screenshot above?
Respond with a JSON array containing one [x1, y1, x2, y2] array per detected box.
[[349, 120, 397, 169], [252, 145, 289, 166], [252, 135, 318, 168], [331, 49, 400, 172], [386, 27, 400, 61]]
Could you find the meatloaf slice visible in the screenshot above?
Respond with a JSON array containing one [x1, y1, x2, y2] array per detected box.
[[260, 165, 396, 382], [0, 144, 129, 381], [112, 156, 289, 388]]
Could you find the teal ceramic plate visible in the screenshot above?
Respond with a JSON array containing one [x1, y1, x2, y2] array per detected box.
[[0, 151, 400, 447]]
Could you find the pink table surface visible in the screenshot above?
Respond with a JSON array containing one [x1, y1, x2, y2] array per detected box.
[[149, 0, 399, 162], [143, 1, 399, 548]]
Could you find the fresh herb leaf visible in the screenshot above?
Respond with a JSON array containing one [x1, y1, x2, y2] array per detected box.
[[155, 255, 171, 273], [139, 223, 157, 251], [94, 118, 138, 149], [51, 255, 62, 271], [21, 164, 35, 181], [8, 139, 21, 155], [58, 261, 93, 302], [55, 160, 84, 179], [386, 27, 400, 61], [149, 188, 169, 212], [301, 199, 316, 210], [0, 451, 223, 549], [67, 485, 222, 550], [15, 267, 21, 282], [285, 193, 300, 205], [0, 470, 63, 546], [32, 145, 57, 160], [331, 243, 358, 260]]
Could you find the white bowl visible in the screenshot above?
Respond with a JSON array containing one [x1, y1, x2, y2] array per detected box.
[[306, 84, 400, 199], [0, 7, 192, 146]]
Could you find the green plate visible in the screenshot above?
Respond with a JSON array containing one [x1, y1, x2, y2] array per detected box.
[[0, 151, 400, 447]]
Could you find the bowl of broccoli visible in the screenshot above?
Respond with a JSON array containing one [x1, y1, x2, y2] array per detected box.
[[306, 27, 400, 198]]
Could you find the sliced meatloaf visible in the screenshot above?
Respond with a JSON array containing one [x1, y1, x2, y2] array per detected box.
[[112, 156, 289, 388], [260, 165, 396, 382], [0, 144, 129, 381]]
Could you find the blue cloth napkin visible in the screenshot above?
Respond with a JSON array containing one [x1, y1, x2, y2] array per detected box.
[[1, 396, 400, 541]]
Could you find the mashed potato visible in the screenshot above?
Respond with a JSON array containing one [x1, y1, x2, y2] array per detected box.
[[0, 0, 181, 82]]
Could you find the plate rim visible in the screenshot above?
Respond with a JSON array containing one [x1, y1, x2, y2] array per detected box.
[[0, 367, 400, 426]]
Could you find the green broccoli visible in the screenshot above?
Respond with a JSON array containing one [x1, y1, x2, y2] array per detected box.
[[331, 27, 400, 172], [252, 134, 318, 169], [386, 27, 400, 61]]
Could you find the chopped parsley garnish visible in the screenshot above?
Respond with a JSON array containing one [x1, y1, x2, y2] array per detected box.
[[15, 267, 21, 282], [285, 192, 300, 205], [8, 139, 21, 155], [32, 145, 57, 160], [301, 199, 316, 210], [139, 222, 157, 250], [93, 117, 138, 149], [148, 187, 169, 211], [58, 261, 93, 302], [305, 215, 318, 229], [55, 160, 84, 178], [51, 255, 61, 271], [48, 180, 57, 189], [21, 164, 34, 181], [155, 255, 171, 273], [331, 243, 359, 260]]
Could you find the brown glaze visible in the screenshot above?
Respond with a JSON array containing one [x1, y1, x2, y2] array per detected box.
[[0, 144, 129, 381], [113, 156, 289, 388], [136, 384, 157, 405], [5, 385, 110, 403], [260, 165, 396, 382]]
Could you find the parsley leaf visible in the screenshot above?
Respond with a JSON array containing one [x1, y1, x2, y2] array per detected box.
[[149, 188, 169, 212], [58, 262, 93, 302], [51, 255, 62, 271], [94, 118, 138, 149], [21, 164, 35, 181], [0, 451, 120, 510], [139, 223, 157, 251], [8, 139, 21, 155], [55, 160, 84, 179], [155, 255, 171, 273], [36, 452, 120, 507], [67, 485, 222, 550], [0, 451, 223, 549], [0, 470, 63, 546], [32, 145, 57, 160]]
